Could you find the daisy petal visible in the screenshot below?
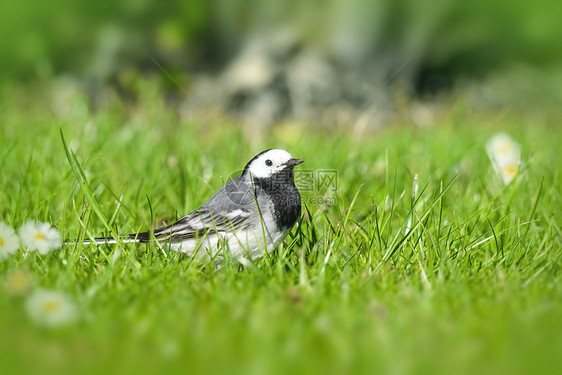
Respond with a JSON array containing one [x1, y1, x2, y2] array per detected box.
[[0, 222, 19, 260], [19, 221, 62, 254], [25, 289, 77, 327], [486, 133, 521, 185]]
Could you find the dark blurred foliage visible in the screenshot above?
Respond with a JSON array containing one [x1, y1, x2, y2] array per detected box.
[[1, 0, 560, 82], [0, 0, 211, 81]]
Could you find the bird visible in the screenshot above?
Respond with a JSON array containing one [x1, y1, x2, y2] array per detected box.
[[79, 149, 304, 260]]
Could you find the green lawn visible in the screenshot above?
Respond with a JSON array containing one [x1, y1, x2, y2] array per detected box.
[[0, 85, 561, 374]]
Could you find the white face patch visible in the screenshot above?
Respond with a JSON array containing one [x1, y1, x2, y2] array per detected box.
[[246, 149, 294, 179]]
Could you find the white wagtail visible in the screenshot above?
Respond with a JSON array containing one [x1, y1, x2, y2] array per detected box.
[[81, 149, 304, 259]]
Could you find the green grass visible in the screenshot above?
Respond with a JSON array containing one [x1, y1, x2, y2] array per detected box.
[[0, 85, 561, 375]]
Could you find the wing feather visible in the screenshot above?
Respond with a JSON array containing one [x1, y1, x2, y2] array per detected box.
[[132, 209, 252, 243]]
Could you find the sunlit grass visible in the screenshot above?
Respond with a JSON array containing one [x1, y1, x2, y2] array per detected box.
[[0, 88, 561, 374]]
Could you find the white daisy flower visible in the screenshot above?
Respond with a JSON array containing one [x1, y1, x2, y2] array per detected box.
[[486, 133, 521, 185], [19, 221, 62, 254], [0, 222, 19, 260], [25, 289, 78, 327], [4, 270, 34, 296]]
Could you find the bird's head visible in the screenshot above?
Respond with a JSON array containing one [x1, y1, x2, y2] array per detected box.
[[242, 149, 304, 179]]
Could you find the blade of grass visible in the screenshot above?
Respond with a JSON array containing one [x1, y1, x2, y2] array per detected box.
[[60, 129, 126, 255]]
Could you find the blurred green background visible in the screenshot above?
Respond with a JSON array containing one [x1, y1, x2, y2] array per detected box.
[[2, 0, 561, 77], [1, 0, 561, 126]]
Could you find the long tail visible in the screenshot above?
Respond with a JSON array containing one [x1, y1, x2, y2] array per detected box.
[[67, 231, 151, 245], [67, 221, 195, 246]]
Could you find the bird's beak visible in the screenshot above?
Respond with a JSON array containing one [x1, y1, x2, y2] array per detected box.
[[284, 158, 304, 168]]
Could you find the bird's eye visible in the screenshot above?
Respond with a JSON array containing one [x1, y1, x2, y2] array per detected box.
[[265, 159, 273, 166]]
